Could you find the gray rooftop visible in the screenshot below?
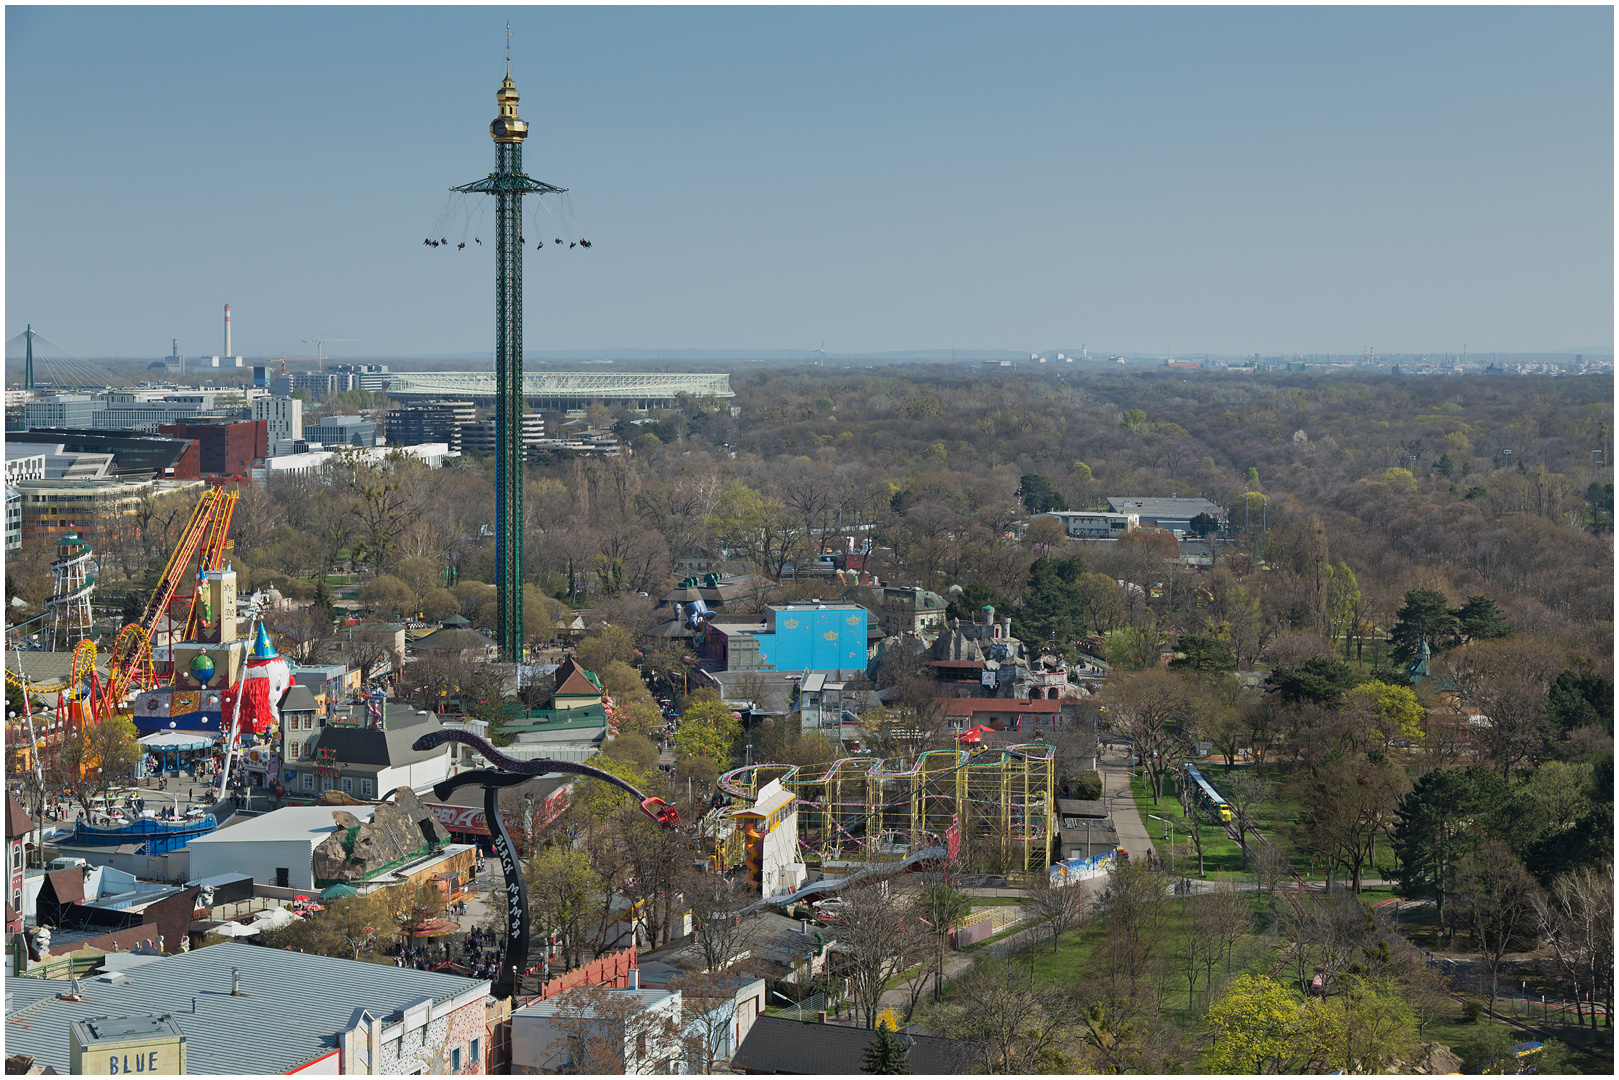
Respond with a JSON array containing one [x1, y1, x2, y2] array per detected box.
[[731, 1015, 972, 1074], [2, 941, 489, 1074], [307, 708, 445, 769], [1105, 495, 1224, 520]]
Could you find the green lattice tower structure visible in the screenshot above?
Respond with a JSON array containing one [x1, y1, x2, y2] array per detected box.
[[452, 62, 564, 660]]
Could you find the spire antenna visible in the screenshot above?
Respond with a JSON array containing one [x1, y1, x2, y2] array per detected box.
[[505, 20, 512, 74]]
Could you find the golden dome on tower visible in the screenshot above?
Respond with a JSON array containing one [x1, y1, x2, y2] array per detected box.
[[491, 67, 528, 143]]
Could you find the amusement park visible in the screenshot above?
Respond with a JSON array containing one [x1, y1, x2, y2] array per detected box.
[[5, 487, 294, 860]]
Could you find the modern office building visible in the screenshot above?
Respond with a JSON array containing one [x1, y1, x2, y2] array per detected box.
[[5, 486, 21, 551], [305, 414, 376, 447], [386, 399, 476, 448], [8, 430, 201, 480], [456, 414, 543, 454], [21, 396, 104, 429], [12, 477, 203, 544], [326, 363, 392, 392], [4, 447, 48, 484]]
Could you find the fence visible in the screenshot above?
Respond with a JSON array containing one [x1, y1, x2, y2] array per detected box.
[[12, 946, 107, 981], [952, 907, 1021, 948], [526, 944, 639, 1002], [1049, 848, 1119, 887], [776, 991, 829, 1022]]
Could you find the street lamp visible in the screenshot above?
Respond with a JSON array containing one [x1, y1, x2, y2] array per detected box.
[[1147, 814, 1174, 873]]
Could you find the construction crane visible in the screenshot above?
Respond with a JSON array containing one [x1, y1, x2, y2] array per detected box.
[[301, 336, 364, 370]]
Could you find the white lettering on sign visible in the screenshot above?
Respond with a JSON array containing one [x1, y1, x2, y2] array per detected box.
[[424, 791, 571, 835]]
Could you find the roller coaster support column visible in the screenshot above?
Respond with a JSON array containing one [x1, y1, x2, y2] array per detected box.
[[413, 729, 680, 999]]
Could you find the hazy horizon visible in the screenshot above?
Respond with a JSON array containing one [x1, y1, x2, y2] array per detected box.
[[6, 6, 1612, 360]]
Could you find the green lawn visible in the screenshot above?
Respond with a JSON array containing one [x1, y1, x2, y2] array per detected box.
[[1127, 773, 1251, 879], [1017, 891, 1280, 1030], [1128, 763, 1400, 888]]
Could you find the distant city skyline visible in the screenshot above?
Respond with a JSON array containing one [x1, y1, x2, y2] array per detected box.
[[5, 6, 1612, 360]]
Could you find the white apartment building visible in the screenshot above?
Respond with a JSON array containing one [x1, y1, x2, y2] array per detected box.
[[252, 395, 304, 446]]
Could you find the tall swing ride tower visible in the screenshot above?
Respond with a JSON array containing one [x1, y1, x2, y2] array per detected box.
[[451, 48, 565, 661]]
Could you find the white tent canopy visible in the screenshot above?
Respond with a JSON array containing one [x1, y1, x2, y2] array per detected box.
[[137, 731, 213, 750], [210, 921, 260, 938], [251, 906, 304, 931]]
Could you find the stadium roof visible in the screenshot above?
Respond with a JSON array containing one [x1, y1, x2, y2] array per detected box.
[[384, 371, 733, 402]]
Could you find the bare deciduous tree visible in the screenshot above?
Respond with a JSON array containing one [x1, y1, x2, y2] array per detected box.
[[1447, 839, 1542, 1011], [838, 883, 924, 1030], [1025, 868, 1088, 952], [1531, 861, 1614, 1030]]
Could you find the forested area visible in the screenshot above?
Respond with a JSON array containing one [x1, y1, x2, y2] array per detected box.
[[14, 365, 1606, 647]]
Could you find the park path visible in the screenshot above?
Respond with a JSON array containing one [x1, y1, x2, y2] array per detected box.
[[1097, 741, 1157, 863]]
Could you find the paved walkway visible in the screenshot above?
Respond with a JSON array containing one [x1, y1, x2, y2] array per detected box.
[[1096, 742, 1157, 863]]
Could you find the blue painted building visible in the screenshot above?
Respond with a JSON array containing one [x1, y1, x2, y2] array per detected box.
[[751, 605, 867, 671]]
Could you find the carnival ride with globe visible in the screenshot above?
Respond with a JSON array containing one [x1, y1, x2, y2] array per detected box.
[[5, 489, 239, 776]]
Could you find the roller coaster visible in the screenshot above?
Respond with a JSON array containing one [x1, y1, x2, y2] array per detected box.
[[714, 742, 1057, 874]]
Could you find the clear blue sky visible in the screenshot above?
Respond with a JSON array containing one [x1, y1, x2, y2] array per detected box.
[[5, 5, 1612, 360]]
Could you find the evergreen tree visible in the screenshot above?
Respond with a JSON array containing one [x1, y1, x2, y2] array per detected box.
[[1391, 767, 1507, 922], [1546, 669, 1613, 737], [1389, 588, 1456, 662], [1450, 595, 1510, 644], [1018, 473, 1067, 514], [313, 577, 334, 616], [861, 1023, 910, 1074], [1012, 555, 1087, 651], [1265, 656, 1359, 706], [1169, 629, 1235, 672]]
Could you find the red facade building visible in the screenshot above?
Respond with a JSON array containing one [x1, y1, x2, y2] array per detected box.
[[157, 419, 267, 476]]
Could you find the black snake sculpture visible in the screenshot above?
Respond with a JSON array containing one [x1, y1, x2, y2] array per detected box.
[[412, 728, 680, 826]]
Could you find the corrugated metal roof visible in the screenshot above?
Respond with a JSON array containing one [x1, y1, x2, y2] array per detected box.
[[185, 805, 373, 846], [2, 941, 488, 1074]]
